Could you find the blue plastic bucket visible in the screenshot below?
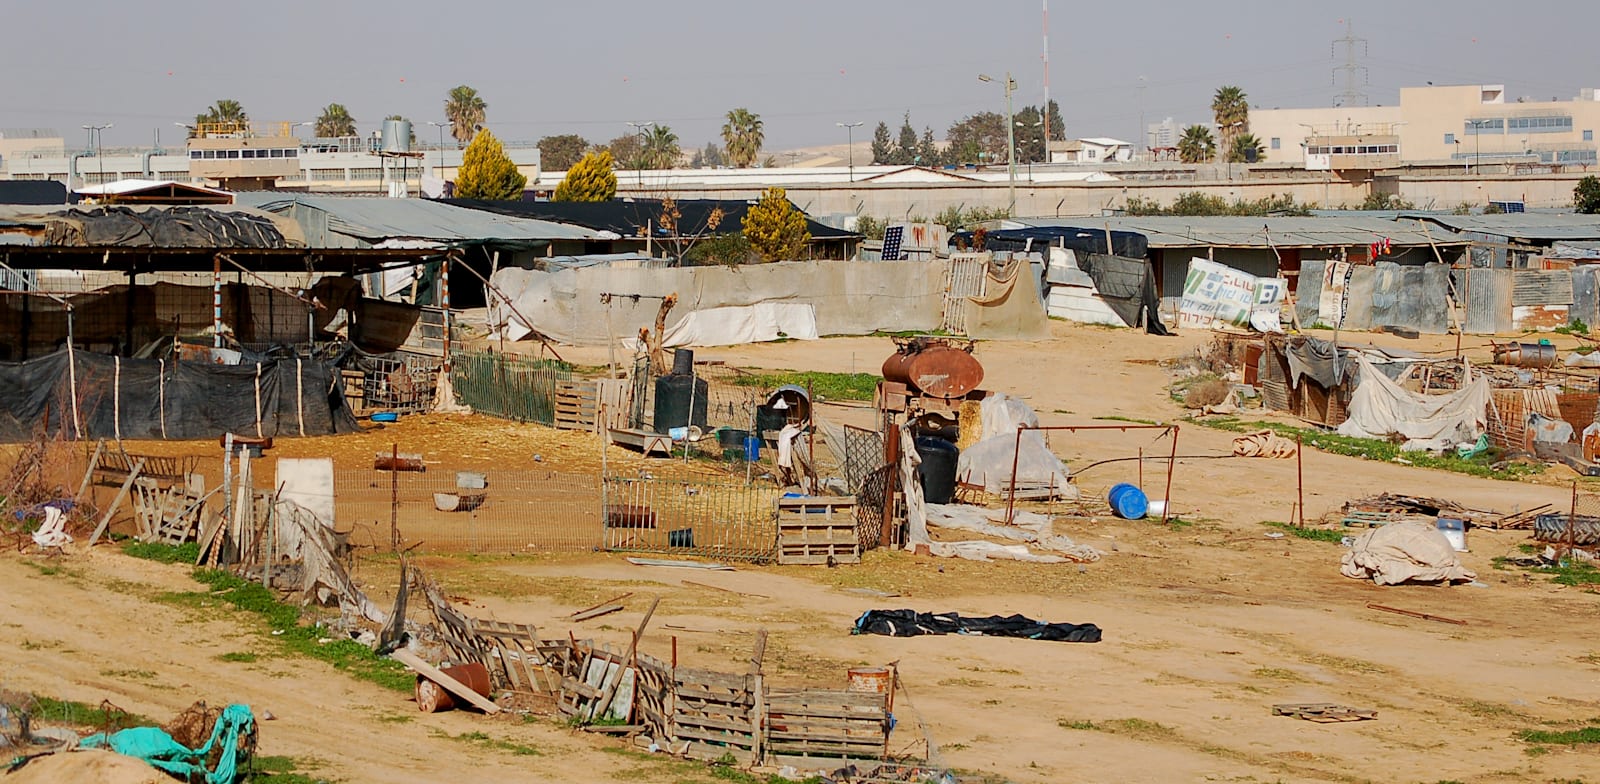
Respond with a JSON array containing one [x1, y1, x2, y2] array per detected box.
[[744, 435, 761, 461], [1107, 483, 1149, 519]]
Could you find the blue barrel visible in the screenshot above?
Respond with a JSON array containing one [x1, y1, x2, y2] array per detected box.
[[744, 435, 761, 461], [1108, 483, 1149, 519]]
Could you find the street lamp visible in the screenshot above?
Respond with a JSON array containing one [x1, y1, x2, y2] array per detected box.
[[836, 121, 863, 182], [626, 121, 654, 187], [1016, 118, 1043, 181], [1137, 75, 1148, 161], [82, 123, 112, 189], [1467, 119, 1491, 175], [1222, 120, 1245, 180], [978, 72, 1017, 215], [427, 121, 453, 176]]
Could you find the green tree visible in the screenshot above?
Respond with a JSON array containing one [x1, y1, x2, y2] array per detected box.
[[721, 108, 764, 168], [314, 103, 356, 138], [537, 134, 589, 171], [1576, 176, 1600, 214], [894, 113, 918, 165], [691, 142, 725, 168], [742, 187, 811, 262], [1359, 192, 1415, 211], [947, 112, 1008, 165], [870, 122, 893, 164], [384, 114, 416, 147], [684, 232, 754, 266], [639, 125, 681, 169], [1227, 133, 1266, 164], [1044, 99, 1066, 142], [453, 128, 526, 200], [601, 134, 642, 168], [194, 99, 248, 131], [1177, 125, 1215, 164], [1211, 85, 1250, 161], [444, 85, 486, 147], [917, 127, 942, 167], [552, 150, 617, 202], [1014, 105, 1046, 163]]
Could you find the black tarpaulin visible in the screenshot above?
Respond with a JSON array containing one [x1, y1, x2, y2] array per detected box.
[[852, 609, 1102, 643], [1076, 252, 1171, 336], [45, 206, 290, 248], [0, 349, 358, 442], [950, 227, 1149, 259]]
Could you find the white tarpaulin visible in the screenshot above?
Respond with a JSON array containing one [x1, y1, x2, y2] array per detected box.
[[652, 302, 818, 348], [1340, 520, 1476, 585], [1336, 357, 1490, 451], [489, 261, 947, 346], [1178, 258, 1287, 332], [956, 393, 1077, 497]]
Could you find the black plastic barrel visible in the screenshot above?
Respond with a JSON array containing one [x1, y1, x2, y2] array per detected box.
[[653, 374, 708, 432], [914, 437, 960, 505], [671, 348, 695, 376]]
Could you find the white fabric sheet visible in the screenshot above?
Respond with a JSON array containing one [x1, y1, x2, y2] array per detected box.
[[1336, 357, 1490, 451]]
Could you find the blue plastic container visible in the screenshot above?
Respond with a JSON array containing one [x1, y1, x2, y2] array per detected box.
[[1107, 483, 1149, 520], [744, 435, 761, 461], [371, 411, 398, 423]]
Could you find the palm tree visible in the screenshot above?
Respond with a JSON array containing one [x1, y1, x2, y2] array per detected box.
[[444, 85, 486, 147], [1211, 85, 1249, 160], [1228, 133, 1267, 164], [314, 103, 357, 138], [1177, 125, 1216, 164], [194, 99, 248, 132], [639, 125, 681, 169], [720, 108, 764, 168]]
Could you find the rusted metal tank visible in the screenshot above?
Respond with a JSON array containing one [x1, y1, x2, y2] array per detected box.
[[883, 344, 984, 399]]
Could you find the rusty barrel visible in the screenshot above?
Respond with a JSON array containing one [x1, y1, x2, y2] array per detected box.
[[416, 661, 492, 713], [907, 346, 984, 398], [846, 666, 892, 694]]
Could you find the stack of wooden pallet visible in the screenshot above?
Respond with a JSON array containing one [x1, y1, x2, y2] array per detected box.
[[776, 497, 860, 566]]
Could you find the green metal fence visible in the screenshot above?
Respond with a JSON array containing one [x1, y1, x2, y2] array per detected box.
[[450, 351, 571, 424]]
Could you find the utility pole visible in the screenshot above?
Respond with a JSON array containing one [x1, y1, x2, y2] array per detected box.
[[81, 123, 113, 190], [428, 121, 452, 178], [626, 121, 654, 187], [836, 121, 863, 182], [980, 72, 1018, 215]]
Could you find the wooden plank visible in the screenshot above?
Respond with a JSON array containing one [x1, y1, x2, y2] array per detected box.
[[392, 649, 502, 714], [672, 713, 755, 733], [682, 741, 756, 764], [88, 458, 145, 546], [676, 668, 753, 690], [673, 725, 757, 746], [571, 604, 625, 622]]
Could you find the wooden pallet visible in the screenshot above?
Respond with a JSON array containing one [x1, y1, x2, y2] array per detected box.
[[765, 689, 890, 767], [1272, 703, 1377, 723], [555, 380, 602, 430], [777, 497, 860, 566], [1340, 510, 1406, 528]]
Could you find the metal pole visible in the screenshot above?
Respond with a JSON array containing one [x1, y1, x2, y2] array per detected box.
[[1006, 425, 1025, 522], [881, 422, 900, 548], [1296, 433, 1305, 527], [1005, 73, 1017, 215], [212, 253, 223, 348], [1162, 426, 1178, 525]]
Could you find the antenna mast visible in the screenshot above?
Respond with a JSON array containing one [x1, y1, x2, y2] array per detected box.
[[1042, 0, 1052, 143]]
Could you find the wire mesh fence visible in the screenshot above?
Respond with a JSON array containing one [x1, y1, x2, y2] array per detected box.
[[599, 473, 782, 562], [450, 350, 572, 425], [335, 469, 603, 554]]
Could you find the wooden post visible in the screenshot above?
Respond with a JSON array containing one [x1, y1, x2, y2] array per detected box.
[[1296, 433, 1305, 528], [73, 440, 105, 505], [749, 629, 768, 765], [88, 458, 145, 546], [881, 423, 900, 548], [1161, 426, 1178, 525]]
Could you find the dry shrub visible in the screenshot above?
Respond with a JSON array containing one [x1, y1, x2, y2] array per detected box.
[[1183, 379, 1233, 410]]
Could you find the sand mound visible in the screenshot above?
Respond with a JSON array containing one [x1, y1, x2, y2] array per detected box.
[[5, 749, 169, 784]]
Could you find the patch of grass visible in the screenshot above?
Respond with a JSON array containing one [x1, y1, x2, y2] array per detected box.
[[1524, 745, 1550, 757], [165, 569, 412, 693], [1192, 418, 1542, 480], [727, 369, 880, 402], [440, 730, 541, 756], [216, 651, 260, 663], [250, 755, 331, 784], [1058, 719, 1098, 730], [1263, 521, 1346, 543], [1251, 667, 1301, 681], [99, 668, 156, 681], [1551, 561, 1600, 586], [1093, 415, 1160, 425], [26, 695, 155, 729], [122, 540, 201, 564], [1057, 717, 1176, 740], [1518, 725, 1600, 745]]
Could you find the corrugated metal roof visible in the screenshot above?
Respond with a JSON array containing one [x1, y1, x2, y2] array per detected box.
[[1402, 212, 1600, 241], [242, 195, 598, 246], [1008, 215, 1465, 248], [74, 179, 231, 197]]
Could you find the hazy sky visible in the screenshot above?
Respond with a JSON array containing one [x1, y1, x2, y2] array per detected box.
[[3, 0, 1593, 151]]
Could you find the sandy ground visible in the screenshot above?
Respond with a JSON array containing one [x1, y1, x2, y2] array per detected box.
[[5, 320, 1600, 783]]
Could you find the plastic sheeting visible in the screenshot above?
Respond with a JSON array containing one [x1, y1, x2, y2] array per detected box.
[[1339, 520, 1476, 585], [0, 348, 359, 443], [956, 393, 1077, 497], [80, 704, 255, 784], [1177, 258, 1286, 332], [1298, 260, 1451, 334], [961, 259, 1051, 341], [489, 260, 947, 346], [651, 302, 819, 348], [1335, 357, 1490, 451]]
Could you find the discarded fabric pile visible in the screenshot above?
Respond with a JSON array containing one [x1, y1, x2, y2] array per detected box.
[[852, 609, 1102, 643]]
